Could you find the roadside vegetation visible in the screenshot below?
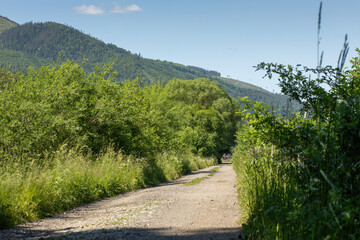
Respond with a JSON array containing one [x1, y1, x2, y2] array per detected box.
[[233, 49, 360, 239], [0, 60, 238, 228]]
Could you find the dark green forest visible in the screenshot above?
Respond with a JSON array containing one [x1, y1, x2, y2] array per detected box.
[[0, 16, 18, 34], [0, 19, 295, 112]]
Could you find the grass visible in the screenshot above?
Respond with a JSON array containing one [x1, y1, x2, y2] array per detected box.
[[208, 166, 219, 176], [232, 145, 298, 239], [0, 147, 216, 229], [184, 166, 220, 185], [184, 177, 209, 186], [232, 141, 360, 239]]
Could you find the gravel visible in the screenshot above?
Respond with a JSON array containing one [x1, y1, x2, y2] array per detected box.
[[0, 163, 242, 240]]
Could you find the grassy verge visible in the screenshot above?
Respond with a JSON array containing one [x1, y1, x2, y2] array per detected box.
[[0, 147, 216, 229], [232, 140, 360, 239], [232, 144, 300, 239]]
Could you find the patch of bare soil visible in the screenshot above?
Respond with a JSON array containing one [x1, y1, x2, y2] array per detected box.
[[0, 163, 242, 239]]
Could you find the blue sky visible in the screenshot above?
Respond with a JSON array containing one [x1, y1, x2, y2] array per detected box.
[[1, 0, 359, 93]]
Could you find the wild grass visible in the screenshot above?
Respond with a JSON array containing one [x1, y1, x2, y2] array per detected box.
[[233, 47, 360, 238], [232, 133, 360, 239], [232, 144, 302, 239], [154, 151, 216, 181], [0, 147, 216, 229]]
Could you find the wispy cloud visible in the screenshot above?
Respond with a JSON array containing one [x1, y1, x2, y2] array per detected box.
[[75, 5, 105, 15], [111, 4, 143, 13]]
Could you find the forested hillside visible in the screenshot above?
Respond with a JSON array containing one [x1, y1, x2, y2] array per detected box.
[[0, 16, 18, 34], [0, 19, 295, 111], [0, 21, 222, 82]]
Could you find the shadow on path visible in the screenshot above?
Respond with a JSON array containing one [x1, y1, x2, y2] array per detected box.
[[1, 226, 243, 240]]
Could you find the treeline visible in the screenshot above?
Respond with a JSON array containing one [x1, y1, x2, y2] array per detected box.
[[0, 60, 237, 161], [0, 61, 238, 228], [233, 50, 360, 239], [0, 16, 18, 34]]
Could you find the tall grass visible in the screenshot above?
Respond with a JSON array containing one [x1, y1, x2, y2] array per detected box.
[[155, 151, 216, 181], [233, 144, 360, 239], [233, 119, 360, 239], [0, 147, 216, 229], [233, 43, 360, 239], [233, 141, 304, 239]]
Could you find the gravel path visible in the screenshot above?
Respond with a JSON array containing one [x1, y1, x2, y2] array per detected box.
[[0, 163, 242, 239]]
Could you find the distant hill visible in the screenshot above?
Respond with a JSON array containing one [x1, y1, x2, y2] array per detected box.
[[0, 20, 297, 112], [0, 21, 223, 82], [0, 16, 18, 34]]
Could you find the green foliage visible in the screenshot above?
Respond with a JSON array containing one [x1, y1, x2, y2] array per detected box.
[[0, 60, 238, 161], [155, 151, 217, 182], [150, 78, 239, 157], [0, 61, 161, 160], [233, 50, 360, 239]]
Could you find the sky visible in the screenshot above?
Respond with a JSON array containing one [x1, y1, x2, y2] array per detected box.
[[1, 0, 359, 93]]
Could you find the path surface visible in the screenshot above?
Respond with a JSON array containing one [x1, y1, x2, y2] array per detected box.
[[0, 163, 241, 239]]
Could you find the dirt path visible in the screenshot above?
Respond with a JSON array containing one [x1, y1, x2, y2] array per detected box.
[[0, 163, 242, 239]]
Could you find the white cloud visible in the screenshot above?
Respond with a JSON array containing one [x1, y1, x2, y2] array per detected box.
[[75, 5, 105, 15], [111, 4, 143, 13]]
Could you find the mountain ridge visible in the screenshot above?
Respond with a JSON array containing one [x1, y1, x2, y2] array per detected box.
[[0, 16, 18, 34], [0, 17, 294, 111]]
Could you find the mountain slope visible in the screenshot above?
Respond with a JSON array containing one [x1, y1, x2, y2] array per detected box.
[[0, 22, 221, 81], [0, 16, 18, 34], [0, 20, 295, 110]]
